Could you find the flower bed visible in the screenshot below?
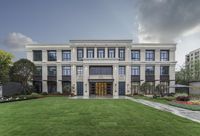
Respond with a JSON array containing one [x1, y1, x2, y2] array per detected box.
[[169, 101, 200, 111]]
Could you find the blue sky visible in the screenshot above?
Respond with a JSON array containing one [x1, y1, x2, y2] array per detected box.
[[0, 0, 200, 69]]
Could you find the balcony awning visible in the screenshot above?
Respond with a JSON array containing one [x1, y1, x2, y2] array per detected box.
[[88, 79, 114, 82]]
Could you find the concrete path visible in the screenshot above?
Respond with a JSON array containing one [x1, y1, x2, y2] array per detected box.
[[126, 97, 200, 123]]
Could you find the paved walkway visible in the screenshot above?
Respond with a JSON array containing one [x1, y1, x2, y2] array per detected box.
[[126, 97, 200, 123], [69, 96, 200, 123]]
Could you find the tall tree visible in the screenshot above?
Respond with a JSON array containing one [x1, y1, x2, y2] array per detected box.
[[10, 59, 36, 95], [0, 50, 13, 84]]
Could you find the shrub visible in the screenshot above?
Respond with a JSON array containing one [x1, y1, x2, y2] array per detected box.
[[41, 92, 48, 95], [176, 96, 190, 101]]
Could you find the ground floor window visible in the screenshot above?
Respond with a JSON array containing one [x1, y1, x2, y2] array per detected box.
[[119, 82, 125, 95], [62, 81, 71, 95], [33, 81, 42, 93], [160, 82, 169, 94], [48, 81, 57, 94], [131, 82, 140, 95]]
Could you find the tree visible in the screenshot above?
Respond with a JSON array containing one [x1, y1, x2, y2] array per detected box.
[[10, 59, 36, 95], [0, 50, 13, 84]]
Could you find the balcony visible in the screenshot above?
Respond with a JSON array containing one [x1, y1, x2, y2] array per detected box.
[[145, 75, 155, 82], [131, 75, 140, 81], [62, 76, 71, 81], [160, 75, 169, 82], [48, 76, 57, 81], [33, 75, 42, 81]]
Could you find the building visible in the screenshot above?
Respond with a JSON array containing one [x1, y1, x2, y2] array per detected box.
[[26, 40, 176, 96], [185, 48, 200, 77]]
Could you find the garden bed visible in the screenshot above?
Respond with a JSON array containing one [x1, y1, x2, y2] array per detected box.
[[169, 101, 200, 111]]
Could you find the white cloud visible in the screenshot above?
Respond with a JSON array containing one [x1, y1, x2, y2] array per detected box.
[[3, 32, 36, 51]]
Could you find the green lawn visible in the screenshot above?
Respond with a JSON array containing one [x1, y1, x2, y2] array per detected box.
[[0, 97, 200, 136]]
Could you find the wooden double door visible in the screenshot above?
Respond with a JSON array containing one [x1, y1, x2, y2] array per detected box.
[[90, 82, 112, 96]]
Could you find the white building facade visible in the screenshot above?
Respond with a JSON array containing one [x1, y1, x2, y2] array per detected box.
[[26, 40, 176, 96]]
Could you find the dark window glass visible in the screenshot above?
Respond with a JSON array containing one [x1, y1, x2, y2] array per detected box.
[[35, 66, 42, 75], [77, 48, 84, 61], [87, 48, 94, 58], [146, 50, 155, 61], [62, 66, 71, 76], [48, 50, 57, 61], [145, 66, 155, 75], [131, 66, 140, 75], [97, 48, 105, 58], [89, 66, 113, 75], [62, 50, 71, 61], [33, 50, 42, 61], [108, 48, 115, 58], [131, 50, 140, 61], [119, 66, 126, 75], [48, 66, 57, 76], [160, 50, 169, 61], [160, 66, 169, 75], [119, 48, 125, 60]]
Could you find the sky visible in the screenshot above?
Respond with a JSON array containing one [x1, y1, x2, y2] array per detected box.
[[0, 0, 200, 71]]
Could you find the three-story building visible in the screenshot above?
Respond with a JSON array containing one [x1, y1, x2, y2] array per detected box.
[[26, 40, 176, 96]]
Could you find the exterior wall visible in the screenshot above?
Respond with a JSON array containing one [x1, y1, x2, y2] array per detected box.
[[26, 40, 176, 96]]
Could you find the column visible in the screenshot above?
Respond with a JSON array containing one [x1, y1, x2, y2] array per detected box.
[[27, 50, 33, 61], [42, 50, 47, 62], [126, 65, 131, 95], [57, 49, 62, 62], [83, 65, 89, 97], [125, 47, 131, 62], [140, 64, 145, 85], [170, 49, 175, 62], [83, 48, 87, 59], [94, 48, 97, 58], [57, 64, 62, 93], [155, 49, 160, 62], [140, 49, 145, 62], [115, 48, 118, 59], [71, 65, 77, 95], [71, 47, 77, 62], [155, 64, 160, 86], [169, 64, 176, 93], [113, 64, 119, 96], [42, 64, 47, 93], [105, 47, 108, 58]]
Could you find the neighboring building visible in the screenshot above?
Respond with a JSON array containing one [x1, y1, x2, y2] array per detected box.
[[185, 48, 200, 77], [26, 40, 176, 96]]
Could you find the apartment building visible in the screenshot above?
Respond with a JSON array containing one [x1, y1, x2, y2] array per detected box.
[[26, 40, 176, 96]]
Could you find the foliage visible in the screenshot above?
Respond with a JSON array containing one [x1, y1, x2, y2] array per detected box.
[[169, 101, 200, 111], [0, 50, 13, 84], [10, 59, 36, 95], [140, 82, 152, 94], [155, 84, 167, 96], [176, 96, 190, 101]]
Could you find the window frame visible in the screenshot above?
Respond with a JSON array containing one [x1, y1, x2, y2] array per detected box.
[[131, 50, 140, 61], [145, 50, 155, 61], [62, 50, 71, 61], [48, 50, 57, 61]]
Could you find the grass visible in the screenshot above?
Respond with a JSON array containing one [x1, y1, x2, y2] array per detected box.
[[132, 95, 171, 104], [0, 97, 200, 136]]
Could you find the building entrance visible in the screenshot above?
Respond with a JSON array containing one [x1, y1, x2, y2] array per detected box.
[[90, 82, 112, 96]]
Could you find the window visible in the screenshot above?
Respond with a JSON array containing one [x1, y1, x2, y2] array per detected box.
[[77, 66, 83, 76], [35, 66, 42, 76], [119, 48, 125, 60], [160, 50, 169, 61], [89, 66, 113, 75], [62, 50, 71, 61], [146, 50, 155, 61], [33, 50, 42, 61], [131, 50, 140, 61], [119, 66, 125, 75], [108, 48, 115, 58], [160, 66, 169, 75], [77, 48, 84, 61], [48, 50, 57, 61], [87, 48, 94, 58], [62, 66, 71, 76], [48, 66, 56, 76], [97, 48, 105, 58], [131, 66, 140, 75], [145, 66, 154, 75]]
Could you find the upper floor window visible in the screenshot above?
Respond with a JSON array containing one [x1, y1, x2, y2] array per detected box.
[[108, 48, 115, 58], [145, 66, 154, 75], [160, 50, 169, 61], [48, 66, 56, 76], [33, 50, 42, 61], [48, 50, 57, 61], [131, 66, 140, 75], [160, 66, 169, 75], [97, 48, 105, 58], [62, 66, 71, 76], [77, 66, 83, 76], [89, 66, 113, 75], [131, 50, 140, 61], [146, 50, 155, 61], [62, 50, 71, 61], [119, 48, 125, 61], [77, 48, 84, 61], [119, 66, 125, 75], [87, 48, 94, 58], [34, 66, 42, 76]]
